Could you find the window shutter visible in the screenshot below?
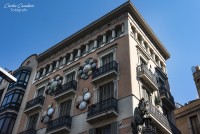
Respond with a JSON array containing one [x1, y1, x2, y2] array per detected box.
[[111, 122, 118, 134], [89, 128, 96, 134]]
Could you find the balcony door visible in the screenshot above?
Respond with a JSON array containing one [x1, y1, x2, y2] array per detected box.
[[27, 113, 39, 129], [59, 99, 72, 117], [98, 81, 114, 102], [65, 71, 75, 83], [101, 53, 113, 66]]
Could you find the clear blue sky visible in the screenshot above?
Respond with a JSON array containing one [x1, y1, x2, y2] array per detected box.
[[1, 0, 200, 105]]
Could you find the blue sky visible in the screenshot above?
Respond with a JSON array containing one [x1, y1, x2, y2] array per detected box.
[[1, 0, 200, 105]]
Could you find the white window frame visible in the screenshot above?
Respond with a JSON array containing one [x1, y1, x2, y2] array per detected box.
[[98, 48, 117, 67], [63, 69, 77, 85]]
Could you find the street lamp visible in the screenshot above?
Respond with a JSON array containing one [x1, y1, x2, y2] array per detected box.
[[0, 67, 17, 83]]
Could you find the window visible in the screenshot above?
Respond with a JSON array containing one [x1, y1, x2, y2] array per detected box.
[[116, 25, 122, 38], [8, 69, 31, 89], [190, 115, 200, 134], [65, 71, 75, 83], [59, 100, 72, 117], [0, 89, 24, 112], [98, 81, 114, 101], [106, 31, 112, 43], [96, 124, 111, 134], [27, 113, 39, 129], [88, 41, 94, 52], [97, 36, 103, 47], [89, 122, 118, 134], [36, 86, 45, 97], [0, 112, 17, 134], [102, 53, 113, 66]]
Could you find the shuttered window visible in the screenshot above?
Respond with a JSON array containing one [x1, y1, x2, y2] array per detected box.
[[190, 115, 200, 134]]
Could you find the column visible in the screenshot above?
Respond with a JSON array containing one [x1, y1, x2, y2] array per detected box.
[[103, 34, 106, 43], [152, 52, 156, 61], [77, 47, 81, 57], [42, 68, 46, 76], [69, 52, 74, 61], [140, 37, 145, 48], [49, 64, 53, 73], [62, 56, 66, 65], [146, 45, 150, 54], [86, 44, 89, 53], [111, 28, 116, 39], [134, 29, 138, 39], [121, 23, 124, 33], [94, 39, 98, 49], [158, 60, 161, 67], [55, 60, 59, 69]]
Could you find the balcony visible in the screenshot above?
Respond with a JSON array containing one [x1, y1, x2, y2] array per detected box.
[[87, 97, 118, 123], [54, 80, 77, 100], [137, 65, 159, 91], [46, 115, 72, 134], [146, 102, 172, 134], [169, 121, 181, 134], [91, 61, 118, 85], [24, 96, 45, 114], [159, 86, 176, 110], [18, 128, 37, 134]]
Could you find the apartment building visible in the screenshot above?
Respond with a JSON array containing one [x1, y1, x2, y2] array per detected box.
[[0, 1, 180, 134], [174, 66, 200, 134]]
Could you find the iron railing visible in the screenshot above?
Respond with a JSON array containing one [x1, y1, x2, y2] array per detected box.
[[18, 128, 37, 134], [46, 115, 72, 133], [87, 97, 118, 118], [169, 120, 181, 134], [55, 80, 77, 96], [137, 65, 158, 87], [146, 102, 171, 131], [159, 86, 175, 105], [25, 96, 45, 110], [92, 61, 118, 79]]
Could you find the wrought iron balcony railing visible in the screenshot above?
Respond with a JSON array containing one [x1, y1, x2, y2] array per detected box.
[[160, 86, 175, 106], [25, 96, 45, 110], [146, 102, 171, 131], [55, 80, 77, 96], [92, 61, 118, 79], [169, 120, 181, 134], [87, 97, 118, 118], [137, 65, 158, 88], [18, 128, 37, 134], [46, 115, 72, 133]]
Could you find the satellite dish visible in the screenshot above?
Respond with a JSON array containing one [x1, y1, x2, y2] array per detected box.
[[84, 92, 91, 101]]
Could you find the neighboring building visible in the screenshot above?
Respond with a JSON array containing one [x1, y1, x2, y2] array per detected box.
[[0, 55, 37, 134], [174, 66, 200, 134], [175, 99, 200, 134], [0, 1, 180, 134]]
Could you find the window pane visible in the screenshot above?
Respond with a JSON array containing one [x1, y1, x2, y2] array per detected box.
[[12, 94, 19, 102], [102, 53, 113, 66], [190, 115, 200, 134], [20, 73, 26, 81], [2, 118, 10, 133]]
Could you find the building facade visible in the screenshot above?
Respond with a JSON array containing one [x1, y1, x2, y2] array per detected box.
[[174, 66, 200, 134], [0, 1, 180, 134]]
